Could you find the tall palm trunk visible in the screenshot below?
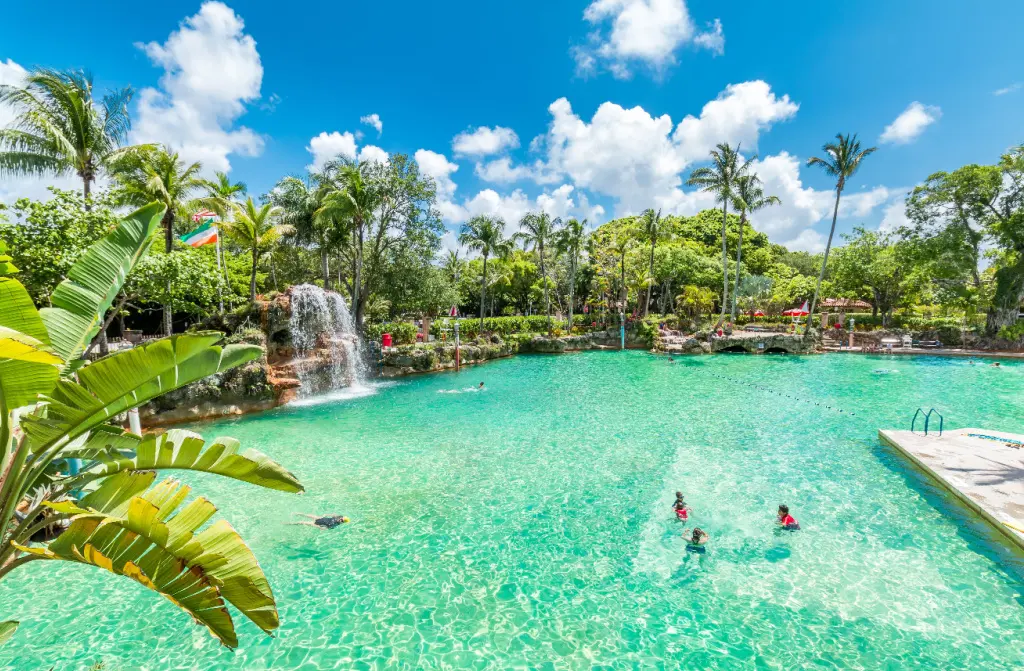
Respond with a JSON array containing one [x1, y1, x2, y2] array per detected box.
[[353, 223, 364, 326], [249, 248, 258, 301], [731, 210, 746, 321], [717, 200, 728, 327], [162, 209, 174, 336], [644, 239, 655, 317], [480, 253, 489, 331], [320, 247, 330, 290], [270, 254, 278, 291], [567, 259, 576, 332], [540, 243, 551, 333], [82, 174, 92, 212], [808, 189, 843, 331]]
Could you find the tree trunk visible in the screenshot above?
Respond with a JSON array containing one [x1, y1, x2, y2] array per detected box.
[[732, 211, 745, 322], [270, 254, 278, 291], [353, 224, 364, 325], [162, 209, 174, 337], [480, 253, 488, 331], [541, 244, 551, 333], [249, 248, 258, 301], [717, 200, 729, 328], [82, 176, 92, 212], [644, 239, 655, 317], [321, 246, 331, 290], [986, 252, 1024, 335], [568, 260, 576, 333], [808, 190, 843, 331]]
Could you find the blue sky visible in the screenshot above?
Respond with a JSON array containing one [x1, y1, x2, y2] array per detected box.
[[2, 0, 1023, 251]]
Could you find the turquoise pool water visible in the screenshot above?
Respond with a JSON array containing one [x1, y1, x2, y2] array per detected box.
[[3, 351, 1024, 670]]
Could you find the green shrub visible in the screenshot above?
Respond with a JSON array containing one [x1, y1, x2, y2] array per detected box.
[[997, 321, 1024, 341], [365, 320, 418, 345]]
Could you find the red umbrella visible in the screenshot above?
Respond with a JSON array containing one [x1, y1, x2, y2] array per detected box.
[[753, 310, 765, 317], [782, 301, 809, 317]]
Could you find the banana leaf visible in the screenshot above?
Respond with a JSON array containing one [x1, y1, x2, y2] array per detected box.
[[0, 621, 16, 646], [0, 277, 61, 409], [40, 202, 165, 364], [16, 478, 277, 648], [80, 429, 302, 493], [0, 327, 61, 410], [21, 333, 261, 453]]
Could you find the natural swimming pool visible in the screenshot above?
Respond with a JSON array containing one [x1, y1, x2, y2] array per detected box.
[[3, 351, 1024, 669]]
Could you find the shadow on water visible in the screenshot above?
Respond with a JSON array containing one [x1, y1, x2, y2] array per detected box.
[[870, 439, 1024, 599]]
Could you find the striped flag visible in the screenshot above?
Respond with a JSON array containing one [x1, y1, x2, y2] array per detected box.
[[181, 221, 219, 248]]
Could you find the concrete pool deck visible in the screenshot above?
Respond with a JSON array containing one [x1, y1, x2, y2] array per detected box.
[[879, 428, 1024, 551]]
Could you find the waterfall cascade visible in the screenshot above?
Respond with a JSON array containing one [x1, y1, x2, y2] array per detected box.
[[288, 284, 368, 396]]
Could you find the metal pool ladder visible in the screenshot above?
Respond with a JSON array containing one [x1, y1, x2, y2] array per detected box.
[[911, 408, 944, 437]]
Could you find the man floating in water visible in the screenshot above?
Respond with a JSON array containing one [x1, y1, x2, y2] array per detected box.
[[777, 504, 800, 530], [291, 513, 349, 529]]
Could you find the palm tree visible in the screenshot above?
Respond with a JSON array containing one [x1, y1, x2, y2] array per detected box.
[[730, 173, 780, 320], [271, 174, 334, 289], [638, 209, 664, 317], [555, 218, 587, 331], [608, 226, 634, 313], [199, 170, 247, 217], [516, 212, 561, 333], [109, 146, 208, 334], [442, 249, 464, 284], [224, 198, 291, 301], [0, 68, 148, 208], [458, 215, 512, 330], [316, 162, 377, 324], [686, 143, 748, 327], [805, 133, 877, 329]]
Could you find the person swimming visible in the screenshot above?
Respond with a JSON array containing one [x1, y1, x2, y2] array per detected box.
[[479, 381, 485, 389], [686, 527, 709, 553], [291, 513, 349, 529], [777, 504, 800, 531], [673, 492, 690, 521]]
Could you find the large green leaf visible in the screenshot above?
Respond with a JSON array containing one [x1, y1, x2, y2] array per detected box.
[[0, 276, 60, 409], [0, 327, 61, 409], [81, 429, 303, 493], [16, 478, 277, 648], [0, 621, 16, 646], [21, 332, 261, 453], [39, 202, 165, 363]]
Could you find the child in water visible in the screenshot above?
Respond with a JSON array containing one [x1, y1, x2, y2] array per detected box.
[[673, 492, 690, 522], [777, 504, 800, 530]]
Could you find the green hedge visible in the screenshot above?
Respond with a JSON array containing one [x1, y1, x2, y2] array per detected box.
[[365, 321, 418, 345]]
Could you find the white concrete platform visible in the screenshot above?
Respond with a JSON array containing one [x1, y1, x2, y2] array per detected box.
[[879, 428, 1024, 551]]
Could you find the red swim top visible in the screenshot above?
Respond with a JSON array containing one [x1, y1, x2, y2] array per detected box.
[[780, 514, 797, 526], [676, 507, 689, 519]]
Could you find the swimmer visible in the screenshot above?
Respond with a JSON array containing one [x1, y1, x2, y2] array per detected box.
[[686, 527, 709, 552], [673, 497, 691, 522], [291, 513, 349, 529], [992, 362, 1001, 367], [777, 504, 800, 531], [479, 381, 485, 389]]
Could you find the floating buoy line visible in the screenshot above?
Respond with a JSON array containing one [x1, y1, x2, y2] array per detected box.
[[706, 371, 863, 420]]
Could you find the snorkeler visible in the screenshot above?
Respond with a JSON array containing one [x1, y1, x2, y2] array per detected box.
[[686, 527, 709, 552], [777, 504, 800, 531], [291, 513, 349, 529]]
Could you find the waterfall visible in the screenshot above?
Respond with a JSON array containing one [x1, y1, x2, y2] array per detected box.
[[289, 284, 368, 396]]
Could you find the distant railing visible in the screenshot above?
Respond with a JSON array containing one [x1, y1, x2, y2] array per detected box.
[[911, 408, 944, 437]]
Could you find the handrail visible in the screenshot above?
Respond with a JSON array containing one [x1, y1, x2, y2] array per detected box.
[[911, 408, 944, 436]]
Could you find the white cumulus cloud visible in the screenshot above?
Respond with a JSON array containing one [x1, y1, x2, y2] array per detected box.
[[132, 1, 265, 172], [538, 81, 798, 215], [360, 113, 383, 135], [879, 101, 941, 145], [452, 126, 520, 157], [575, 0, 724, 78], [306, 131, 357, 170]]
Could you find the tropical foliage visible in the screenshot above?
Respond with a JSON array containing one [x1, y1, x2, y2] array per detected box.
[[0, 203, 302, 649]]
